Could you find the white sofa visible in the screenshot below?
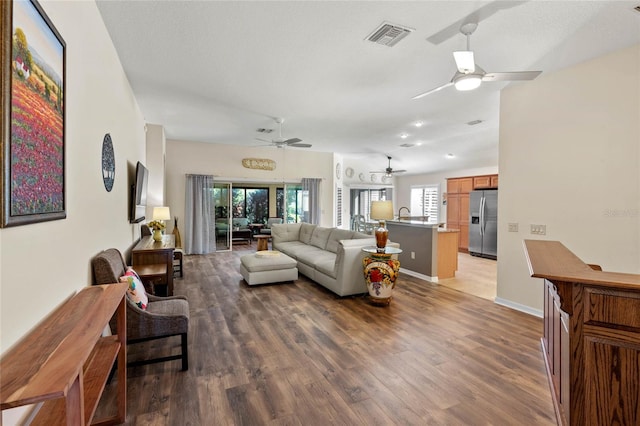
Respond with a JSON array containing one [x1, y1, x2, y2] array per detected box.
[[271, 223, 398, 296]]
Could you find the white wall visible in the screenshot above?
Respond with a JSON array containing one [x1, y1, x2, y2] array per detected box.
[[0, 1, 145, 352], [164, 140, 336, 235], [145, 123, 167, 217], [497, 44, 640, 314]]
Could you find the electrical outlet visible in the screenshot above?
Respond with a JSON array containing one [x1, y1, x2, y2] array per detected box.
[[411, 251, 415, 259], [530, 224, 547, 235], [508, 223, 519, 232]]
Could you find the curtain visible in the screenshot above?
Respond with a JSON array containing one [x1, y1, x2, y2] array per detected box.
[[302, 178, 321, 224], [185, 174, 215, 254]]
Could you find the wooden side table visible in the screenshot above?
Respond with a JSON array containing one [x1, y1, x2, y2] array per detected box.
[[254, 234, 270, 251], [362, 246, 402, 306], [133, 234, 175, 296]]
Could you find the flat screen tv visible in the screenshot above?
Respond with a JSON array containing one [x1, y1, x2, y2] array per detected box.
[[130, 161, 149, 223]]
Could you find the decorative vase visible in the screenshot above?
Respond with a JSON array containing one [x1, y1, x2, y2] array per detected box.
[[363, 252, 401, 305], [153, 229, 163, 241]]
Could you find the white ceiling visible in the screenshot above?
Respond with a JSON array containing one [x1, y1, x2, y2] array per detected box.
[[96, 1, 640, 176]]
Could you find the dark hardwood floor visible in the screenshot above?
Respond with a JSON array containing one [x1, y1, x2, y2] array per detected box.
[[100, 244, 555, 425]]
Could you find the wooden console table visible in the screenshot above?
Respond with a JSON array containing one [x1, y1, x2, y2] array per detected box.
[[132, 234, 175, 296], [524, 240, 640, 425], [0, 283, 128, 425]]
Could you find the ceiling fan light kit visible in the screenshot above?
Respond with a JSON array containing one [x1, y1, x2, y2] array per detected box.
[[454, 73, 482, 91], [413, 22, 541, 99]]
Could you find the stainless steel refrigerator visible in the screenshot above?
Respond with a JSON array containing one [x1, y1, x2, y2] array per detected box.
[[469, 189, 498, 259]]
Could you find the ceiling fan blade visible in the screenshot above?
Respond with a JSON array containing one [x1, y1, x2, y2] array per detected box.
[[412, 82, 454, 100], [393, 169, 407, 173], [283, 137, 302, 144], [289, 143, 312, 148], [453, 51, 475, 73], [483, 70, 542, 82]]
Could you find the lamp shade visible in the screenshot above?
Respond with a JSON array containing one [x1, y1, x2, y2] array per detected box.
[[370, 200, 394, 221], [152, 206, 171, 221]]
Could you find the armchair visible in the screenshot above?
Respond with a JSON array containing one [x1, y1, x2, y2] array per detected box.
[[91, 248, 189, 370], [260, 217, 283, 235]]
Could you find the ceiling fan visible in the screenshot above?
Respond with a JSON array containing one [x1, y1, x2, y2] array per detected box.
[[370, 156, 406, 176], [256, 118, 311, 148], [413, 22, 542, 99]]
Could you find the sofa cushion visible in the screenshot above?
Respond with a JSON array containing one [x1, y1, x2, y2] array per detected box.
[[271, 223, 301, 242], [314, 254, 339, 278], [299, 223, 316, 244], [309, 226, 332, 250], [273, 241, 308, 258], [295, 248, 336, 271], [326, 229, 355, 253], [240, 252, 297, 272]]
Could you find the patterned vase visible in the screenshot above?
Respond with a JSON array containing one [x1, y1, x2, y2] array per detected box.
[[363, 253, 401, 305]]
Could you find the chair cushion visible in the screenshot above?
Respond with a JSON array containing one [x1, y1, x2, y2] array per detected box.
[[120, 268, 148, 310]]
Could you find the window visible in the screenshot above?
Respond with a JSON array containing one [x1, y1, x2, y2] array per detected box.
[[284, 184, 303, 223], [232, 187, 269, 223], [411, 185, 439, 221]]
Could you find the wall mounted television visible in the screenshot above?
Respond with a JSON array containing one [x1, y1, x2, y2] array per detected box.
[[130, 161, 149, 223]]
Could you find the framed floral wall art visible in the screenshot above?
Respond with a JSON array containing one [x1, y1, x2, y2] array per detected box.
[[1, 0, 66, 227]]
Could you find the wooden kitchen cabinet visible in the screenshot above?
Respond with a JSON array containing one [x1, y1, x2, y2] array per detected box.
[[472, 174, 499, 189], [525, 240, 640, 426], [447, 177, 473, 194]]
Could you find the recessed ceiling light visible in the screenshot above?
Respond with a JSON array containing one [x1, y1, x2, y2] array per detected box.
[[414, 121, 423, 127], [415, 141, 423, 146], [446, 153, 455, 158], [400, 133, 409, 139]]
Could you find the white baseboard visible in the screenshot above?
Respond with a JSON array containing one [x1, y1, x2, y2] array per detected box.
[[399, 268, 436, 283], [494, 297, 543, 318]]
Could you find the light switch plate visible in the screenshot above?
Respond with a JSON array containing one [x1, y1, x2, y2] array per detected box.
[[508, 223, 519, 232]]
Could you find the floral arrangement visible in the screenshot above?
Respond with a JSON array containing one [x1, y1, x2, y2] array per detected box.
[[147, 220, 166, 231]]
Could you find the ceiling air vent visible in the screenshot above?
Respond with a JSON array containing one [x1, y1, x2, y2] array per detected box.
[[366, 22, 414, 47], [467, 119, 483, 126], [400, 143, 415, 148], [256, 128, 274, 133]]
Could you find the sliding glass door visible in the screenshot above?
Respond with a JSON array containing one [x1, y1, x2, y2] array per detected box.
[[213, 182, 231, 251]]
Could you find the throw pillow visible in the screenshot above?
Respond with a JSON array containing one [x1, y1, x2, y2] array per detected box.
[[120, 268, 148, 310]]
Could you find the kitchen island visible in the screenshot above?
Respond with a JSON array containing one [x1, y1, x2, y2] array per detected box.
[[386, 220, 459, 280]]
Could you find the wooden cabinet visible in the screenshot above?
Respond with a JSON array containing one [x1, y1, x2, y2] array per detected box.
[[472, 174, 499, 189], [525, 240, 640, 426], [1, 283, 128, 425], [447, 177, 473, 194], [133, 234, 175, 296]]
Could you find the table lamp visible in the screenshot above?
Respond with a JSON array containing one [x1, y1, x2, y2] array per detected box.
[[152, 206, 171, 226], [370, 200, 394, 252]]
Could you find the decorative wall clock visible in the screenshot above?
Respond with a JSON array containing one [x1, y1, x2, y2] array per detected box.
[[102, 134, 115, 192]]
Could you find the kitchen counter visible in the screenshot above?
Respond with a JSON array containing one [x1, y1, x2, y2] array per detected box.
[[386, 221, 459, 280]]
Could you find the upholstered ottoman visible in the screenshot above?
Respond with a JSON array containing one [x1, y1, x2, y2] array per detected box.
[[240, 251, 298, 285]]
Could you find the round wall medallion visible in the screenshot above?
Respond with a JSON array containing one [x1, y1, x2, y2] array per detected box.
[[336, 162, 341, 179], [370, 174, 378, 183], [102, 134, 115, 192], [345, 167, 354, 178], [358, 172, 365, 182]]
